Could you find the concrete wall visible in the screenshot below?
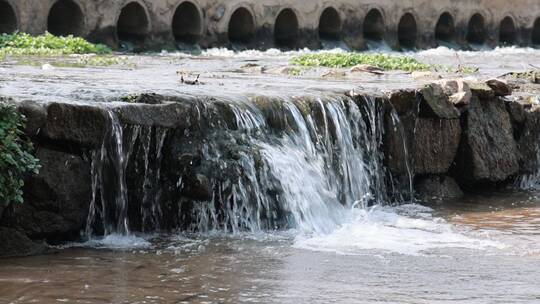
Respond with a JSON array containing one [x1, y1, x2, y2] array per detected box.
[[2, 0, 540, 50]]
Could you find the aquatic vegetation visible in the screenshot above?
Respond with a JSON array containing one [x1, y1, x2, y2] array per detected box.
[[73, 55, 128, 67], [0, 101, 40, 205], [503, 70, 540, 84], [291, 52, 432, 72], [0, 32, 111, 58], [291, 52, 478, 74]]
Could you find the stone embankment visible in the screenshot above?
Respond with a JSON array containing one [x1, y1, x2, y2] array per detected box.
[[1, 0, 540, 50], [1, 74, 539, 257]]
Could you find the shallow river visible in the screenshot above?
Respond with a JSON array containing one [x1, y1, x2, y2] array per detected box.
[[1, 191, 540, 304], [1, 47, 540, 303]]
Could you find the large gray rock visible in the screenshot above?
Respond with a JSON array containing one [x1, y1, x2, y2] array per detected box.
[[115, 102, 196, 129], [17, 101, 48, 137], [44, 103, 109, 148], [413, 118, 461, 174], [416, 175, 464, 200], [11, 148, 92, 240], [457, 96, 519, 182]]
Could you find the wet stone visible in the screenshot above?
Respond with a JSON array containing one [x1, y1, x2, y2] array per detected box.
[[388, 89, 416, 115], [486, 78, 512, 97], [457, 96, 519, 182], [413, 118, 462, 174], [0, 227, 48, 258], [467, 81, 495, 100], [415, 175, 464, 200], [16, 101, 48, 137], [419, 83, 460, 119], [44, 103, 109, 148]]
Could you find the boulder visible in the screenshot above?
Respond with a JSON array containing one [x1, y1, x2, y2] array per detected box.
[[388, 89, 416, 115], [44, 103, 109, 148], [11, 148, 91, 240], [456, 96, 519, 182], [467, 81, 495, 100], [0, 227, 48, 257], [486, 79, 512, 96], [416, 175, 464, 200], [115, 102, 196, 129], [419, 83, 460, 119], [413, 118, 462, 174], [17, 101, 48, 137]]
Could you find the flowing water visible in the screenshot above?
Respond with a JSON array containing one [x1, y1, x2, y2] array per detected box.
[[1, 47, 540, 303], [1, 196, 540, 303]]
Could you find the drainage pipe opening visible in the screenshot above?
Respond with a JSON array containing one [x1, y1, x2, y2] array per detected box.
[[172, 1, 202, 44], [532, 18, 540, 45], [274, 9, 299, 48], [228, 7, 255, 43], [499, 16, 517, 45], [319, 7, 341, 41], [397, 13, 417, 49], [466, 13, 487, 45], [48, 0, 85, 37], [117, 2, 149, 45], [435, 12, 455, 43], [0, 0, 17, 34], [363, 9, 385, 42]]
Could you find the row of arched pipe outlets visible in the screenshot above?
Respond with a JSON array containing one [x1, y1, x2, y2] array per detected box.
[[1, 0, 540, 50]]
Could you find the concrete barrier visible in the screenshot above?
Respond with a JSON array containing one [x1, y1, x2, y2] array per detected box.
[[2, 0, 540, 50]]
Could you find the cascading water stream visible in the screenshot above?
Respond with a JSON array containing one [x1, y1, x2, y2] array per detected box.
[[189, 95, 402, 234], [85, 110, 130, 237], [85, 94, 413, 238]]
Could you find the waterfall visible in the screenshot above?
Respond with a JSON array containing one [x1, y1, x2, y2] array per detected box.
[[85, 94, 411, 237], [189, 95, 401, 234], [85, 110, 130, 237]]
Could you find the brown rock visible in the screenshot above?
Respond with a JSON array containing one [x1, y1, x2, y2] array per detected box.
[[486, 79, 512, 96], [457, 96, 519, 182], [413, 118, 462, 174], [416, 175, 464, 200], [419, 83, 460, 119]]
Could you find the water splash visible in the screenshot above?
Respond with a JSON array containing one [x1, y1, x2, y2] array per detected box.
[[294, 204, 505, 256]]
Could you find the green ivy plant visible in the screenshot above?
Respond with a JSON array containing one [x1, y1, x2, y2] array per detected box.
[[0, 102, 40, 205]]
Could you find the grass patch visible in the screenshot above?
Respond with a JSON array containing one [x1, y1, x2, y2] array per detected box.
[[0, 32, 111, 59], [290, 52, 478, 74], [0, 101, 40, 205], [291, 52, 432, 72]]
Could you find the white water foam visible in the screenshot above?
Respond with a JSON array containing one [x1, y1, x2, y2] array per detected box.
[[71, 234, 152, 250], [294, 204, 505, 256]]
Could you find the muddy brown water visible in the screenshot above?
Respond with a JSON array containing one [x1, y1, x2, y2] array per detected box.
[[1, 191, 540, 304]]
